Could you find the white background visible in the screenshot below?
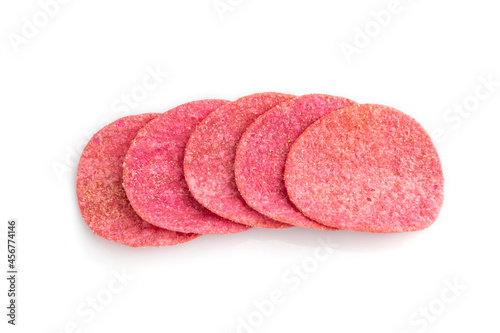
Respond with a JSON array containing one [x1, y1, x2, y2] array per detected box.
[[1, 0, 499, 332]]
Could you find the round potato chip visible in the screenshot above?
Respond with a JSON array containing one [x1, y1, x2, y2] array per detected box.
[[123, 100, 251, 234], [285, 104, 444, 233], [184, 92, 295, 228], [77, 114, 200, 247]]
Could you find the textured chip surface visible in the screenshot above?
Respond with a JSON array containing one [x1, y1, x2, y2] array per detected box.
[[123, 100, 251, 234], [184, 92, 294, 228], [285, 104, 444, 233], [235, 94, 356, 230], [76, 114, 199, 247]]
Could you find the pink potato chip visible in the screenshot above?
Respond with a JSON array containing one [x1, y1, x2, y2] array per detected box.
[[285, 104, 444, 233], [123, 100, 251, 234], [235, 94, 356, 230], [76, 114, 200, 247], [184, 92, 295, 228]]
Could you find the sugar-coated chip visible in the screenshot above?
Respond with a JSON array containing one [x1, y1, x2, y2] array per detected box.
[[184, 92, 295, 228], [123, 100, 251, 234], [76, 114, 200, 247], [285, 104, 444, 233], [235, 94, 356, 230]]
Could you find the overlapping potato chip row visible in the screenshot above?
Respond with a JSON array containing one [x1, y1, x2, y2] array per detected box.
[[76, 92, 444, 247]]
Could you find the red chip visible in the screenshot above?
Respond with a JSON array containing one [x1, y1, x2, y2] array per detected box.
[[285, 104, 444, 233], [184, 92, 295, 228], [76, 114, 200, 247], [235, 94, 356, 230], [123, 100, 251, 234]]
